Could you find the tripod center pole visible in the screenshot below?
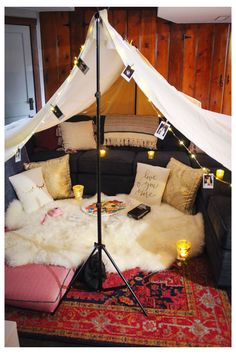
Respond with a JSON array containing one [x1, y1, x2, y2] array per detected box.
[[95, 11, 103, 291]]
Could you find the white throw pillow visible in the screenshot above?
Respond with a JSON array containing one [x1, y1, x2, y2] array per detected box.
[[9, 167, 53, 213], [130, 163, 170, 205], [60, 121, 96, 150]]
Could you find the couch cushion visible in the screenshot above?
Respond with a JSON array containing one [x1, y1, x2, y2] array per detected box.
[[5, 147, 29, 210], [9, 167, 53, 213], [5, 264, 75, 313], [157, 126, 190, 151], [130, 163, 170, 205], [60, 121, 96, 151], [197, 168, 231, 206], [71, 173, 135, 196], [29, 150, 66, 162], [207, 195, 231, 250], [163, 158, 203, 214], [24, 155, 73, 200], [34, 126, 59, 151], [135, 151, 190, 168], [190, 153, 223, 168], [78, 149, 136, 176]]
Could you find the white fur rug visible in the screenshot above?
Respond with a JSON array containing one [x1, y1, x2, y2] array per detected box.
[[5, 194, 205, 272]]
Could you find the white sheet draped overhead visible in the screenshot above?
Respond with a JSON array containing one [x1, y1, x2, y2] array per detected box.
[[5, 10, 231, 170]]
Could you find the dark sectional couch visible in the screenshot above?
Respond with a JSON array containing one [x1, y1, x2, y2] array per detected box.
[[6, 115, 231, 292]]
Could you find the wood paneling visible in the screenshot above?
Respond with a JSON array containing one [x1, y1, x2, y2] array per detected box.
[[127, 8, 141, 48], [209, 24, 229, 113], [140, 9, 157, 66], [109, 9, 127, 39], [40, 12, 71, 101], [69, 8, 84, 59], [168, 23, 184, 91], [194, 24, 214, 109], [156, 18, 170, 79], [182, 25, 197, 97], [222, 31, 231, 115], [39, 8, 231, 115], [56, 12, 71, 85]]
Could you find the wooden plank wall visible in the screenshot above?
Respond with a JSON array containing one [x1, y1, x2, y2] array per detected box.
[[40, 8, 231, 115]]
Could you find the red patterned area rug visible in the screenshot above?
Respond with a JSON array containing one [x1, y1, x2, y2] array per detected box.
[[5, 256, 231, 347]]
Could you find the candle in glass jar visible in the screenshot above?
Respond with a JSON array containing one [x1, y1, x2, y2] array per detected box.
[[147, 150, 155, 159], [100, 149, 106, 158], [216, 169, 225, 180], [176, 240, 191, 261]]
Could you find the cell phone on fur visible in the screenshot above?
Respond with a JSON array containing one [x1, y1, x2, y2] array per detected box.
[[127, 204, 151, 220]]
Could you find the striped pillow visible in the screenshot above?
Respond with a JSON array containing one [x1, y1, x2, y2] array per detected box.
[[104, 115, 159, 149]]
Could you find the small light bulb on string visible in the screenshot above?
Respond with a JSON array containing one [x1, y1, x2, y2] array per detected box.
[[73, 57, 78, 66], [50, 105, 56, 112], [191, 153, 196, 159], [80, 44, 85, 52], [179, 140, 184, 145]]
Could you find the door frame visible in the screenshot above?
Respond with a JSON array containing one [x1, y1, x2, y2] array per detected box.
[[5, 16, 42, 112]]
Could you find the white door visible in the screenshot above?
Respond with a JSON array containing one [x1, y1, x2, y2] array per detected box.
[[5, 24, 36, 125]]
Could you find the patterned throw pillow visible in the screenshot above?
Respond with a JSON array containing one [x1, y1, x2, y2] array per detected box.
[[104, 115, 159, 149], [9, 167, 53, 213], [130, 163, 170, 205], [162, 158, 203, 214], [24, 155, 72, 200]]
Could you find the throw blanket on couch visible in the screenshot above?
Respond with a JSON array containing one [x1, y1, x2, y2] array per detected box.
[[5, 195, 204, 272]]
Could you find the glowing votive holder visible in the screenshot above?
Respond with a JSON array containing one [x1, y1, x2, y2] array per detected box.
[[73, 185, 84, 200], [100, 149, 106, 158], [148, 150, 155, 159], [216, 169, 225, 180], [176, 240, 191, 262]]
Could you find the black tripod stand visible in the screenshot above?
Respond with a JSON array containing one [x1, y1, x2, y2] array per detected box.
[[70, 11, 147, 316]]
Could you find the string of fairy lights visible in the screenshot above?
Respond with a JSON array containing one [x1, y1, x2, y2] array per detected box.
[[148, 102, 231, 188], [52, 33, 231, 190]]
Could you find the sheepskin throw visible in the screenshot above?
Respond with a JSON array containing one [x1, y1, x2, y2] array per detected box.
[[5, 195, 204, 272]]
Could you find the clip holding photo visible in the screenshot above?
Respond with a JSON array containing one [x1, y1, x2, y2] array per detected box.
[[154, 121, 170, 140], [50, 105, 64, 119], [121, 65, 135, 82], [15, 147, 21, 162], [77, 58, 90, 74]]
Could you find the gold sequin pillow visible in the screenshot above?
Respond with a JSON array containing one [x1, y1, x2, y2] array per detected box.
[[162, 158, 203, 214], [24, 154, 72, 200]]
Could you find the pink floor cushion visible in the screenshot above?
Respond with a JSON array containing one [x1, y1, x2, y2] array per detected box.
[[5, 264, 75, 313]]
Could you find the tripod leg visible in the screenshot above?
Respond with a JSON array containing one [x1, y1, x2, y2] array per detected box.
[[68, 246, 97, 290], [101, 246, 148, 316]]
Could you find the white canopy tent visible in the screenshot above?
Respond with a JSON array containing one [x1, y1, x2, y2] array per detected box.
[[5, 10, 231, 170]]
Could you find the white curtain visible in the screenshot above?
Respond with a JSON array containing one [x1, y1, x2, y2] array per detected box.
[[5, 10, 231, 170]]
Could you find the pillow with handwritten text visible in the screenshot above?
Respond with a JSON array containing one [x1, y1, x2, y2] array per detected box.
[[130, 163, 170, 205]]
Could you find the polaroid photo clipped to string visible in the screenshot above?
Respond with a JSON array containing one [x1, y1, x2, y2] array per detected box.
[[50, 105, 64, 120], [77, 58, 89, 74], [202, 173, 214, 189], [15, 148, 21, 163], [121, 65, 135, 82], [154, 121, 170, 140]]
